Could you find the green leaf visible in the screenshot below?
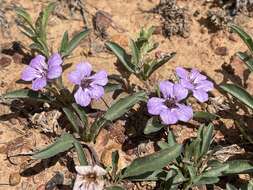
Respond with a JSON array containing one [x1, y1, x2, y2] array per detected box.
[[144, 117, 164, 134], [104, 83, 123, 93], [144, 52, 176, 79], [89, 118, 108, 142], [62, 29, 90, 57], [223, 160, 253, 174], [60, 31, 69, 54], [105, 41, 135, 73], [121, 144, 182, 179], [104, 91, 147, 121], [62, 107, 81, 133], [167, 129, 177, 148], [129, 39, 140, 66], [157, 141, 170, 150], [72, 103, 88, 127], [32, 133, 75, 159], [2, 89, 51, 102], [106, 186, 125, 190], [221, 84, 253, 110], [41, 3, 56, 34], [112, 150, 119, 178], [237, 52, 253, 73], [73, 141, 88, 166], [231, 25, 253, 54], [15, 7, 34, 30], [226, 183, 238, 190], [201, 164, 229, 177], [126, 169, 174, 181], [200, 123, 214, 156], [193, 177, 220, 185], [194, 111, 218, 121]]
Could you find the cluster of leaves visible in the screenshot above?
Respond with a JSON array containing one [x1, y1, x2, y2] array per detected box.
[[106, 124, 253, 189], [221, 25, 253, 111], [106, 27, 175, 81]]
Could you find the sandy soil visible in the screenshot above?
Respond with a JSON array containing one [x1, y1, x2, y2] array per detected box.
[[0, 0, 253, 189]]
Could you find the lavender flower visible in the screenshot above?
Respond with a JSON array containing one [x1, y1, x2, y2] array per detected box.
[[147, 81, 193, 125], [176, 67, 214, 103], [68, 62, 108, 107], [21, 53, 63, 91], [73, 165, 107, 190]]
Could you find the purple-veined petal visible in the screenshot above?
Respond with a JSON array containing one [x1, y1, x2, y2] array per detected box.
[[74, 87, 91, 107], [32, 77, 47, 91], [30, 55, 47, 70], [160, 108, 178, 125], [159, 81, 174, 99], [21, 66, 39, 81], [190, 69, 207, 83], [90, 70, 108, 86], [48, 53, 62, 67], [93, 165, 107, 176], [75, 166, 93, 175], [193, 89, 209, 102], [47, 65, 62, 79], [147, 97, 166, 115], [176, 67, 189, 79], [88, 85, 104, 100], [195, 80, 214, 91], [173, 83, 188, 101], [68, 70, 83, 85], [176, 104, 193, 122], [180, 79, 194, 90], [76, 62, 92, 77]]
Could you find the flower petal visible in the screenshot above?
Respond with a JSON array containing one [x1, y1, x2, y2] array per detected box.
[[75, 165, 93, 175], [32, 77, 47, 91], [76, 62, 92, 77], [47, 65, 62, 79], [180, 79, 194, 90], [88, 85, 104, 100], [176, 67, 189, 79], [93, 165, 107, 176], [190, 69, 206, 83], [30, 55, 46, 70], [159, 81, 174, 99], [74, 87, 91, 107], [73, 175, 83, 190], [48, 53, 62, 67], [147, 97, 166, 115], [196, 80, 214, 91], [173, 83, 188, 101], [160, 108, 178, 125], [90, 70, 108, 86], [193, 89, 209, 102], [21, 66, 39, 81], [176, 104, 193, 122], [68, 71, 82, 85]]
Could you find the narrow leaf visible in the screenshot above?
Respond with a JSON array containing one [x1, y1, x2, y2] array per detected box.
[[121, 144, 182, 179], [63, 29, 90, 57], [2, 89, 51, 102], [72, 103, 88, 127], [74, 141, 88, 166], [194, 111, 218, 121], [105, 41, 135, 73], [62, 107, 81, 133], [60, 31, 69, 54], [226, 183, 238, 190], [200, 123, 214, 156], [15, 7, 34, 30], [32, 133, 74, 159], [129, 39, 140, 66], [223, 160, 253, 174], [104, 83, 123, 93], [104, 91, 147, 121], [237, 52, 253, 72], [221, 84, 253, 110], [144, 117, 164, 134]]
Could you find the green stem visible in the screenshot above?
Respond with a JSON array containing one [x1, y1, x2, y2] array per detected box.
[[74, 141, 88, 165]]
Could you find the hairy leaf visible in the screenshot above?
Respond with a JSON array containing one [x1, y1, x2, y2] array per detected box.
[[237, 52, 253, 73], [144, 117, 164, 134]]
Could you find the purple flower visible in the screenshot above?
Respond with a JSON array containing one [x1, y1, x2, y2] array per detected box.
[[21, 53, 63, 91], [68, 62, 108, 107], [147, 81, 193, 125], [176, 67, 214, 103]]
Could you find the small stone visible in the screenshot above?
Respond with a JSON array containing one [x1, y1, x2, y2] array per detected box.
[[214, 47, 228, 56], [0, 55, 12, 68], [9, 172, 21, 186]]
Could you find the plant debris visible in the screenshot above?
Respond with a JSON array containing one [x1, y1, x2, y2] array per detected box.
[[152, 0, 190, 38]]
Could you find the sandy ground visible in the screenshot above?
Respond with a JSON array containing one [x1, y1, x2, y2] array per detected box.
[[0, 0, 253, 189]]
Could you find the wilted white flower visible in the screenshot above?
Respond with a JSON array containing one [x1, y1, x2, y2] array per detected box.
[[73, 165, 107, 190]]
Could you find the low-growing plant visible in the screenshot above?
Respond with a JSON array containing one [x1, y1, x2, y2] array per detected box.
[[105, 26, 175, 81]]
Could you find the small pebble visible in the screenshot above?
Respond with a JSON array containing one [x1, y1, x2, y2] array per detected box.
[[0, 55, 12, 68], [214, 46, 228, 56], [9, 172, 21, 186]]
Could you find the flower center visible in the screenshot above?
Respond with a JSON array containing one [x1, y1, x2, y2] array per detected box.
[[81, 78, 93, 89], [85, 172, 97, 183], [165, 98, 177, 108]]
